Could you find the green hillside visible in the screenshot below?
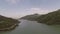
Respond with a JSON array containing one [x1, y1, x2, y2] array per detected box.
[[0, 15, 20, 31], [37, 9, 60, 25], [20, 9, 60, 25]]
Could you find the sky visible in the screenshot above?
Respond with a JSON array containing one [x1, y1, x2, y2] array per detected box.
[[0, 0, 60, 18]]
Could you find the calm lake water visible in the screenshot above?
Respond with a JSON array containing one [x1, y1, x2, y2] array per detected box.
[[0, 20, 60, 34]]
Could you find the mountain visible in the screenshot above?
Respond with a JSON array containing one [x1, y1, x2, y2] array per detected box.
[[0, 15, 20, 31], [20, 14, 40, 21], [37, 9, 60, 25], [20, 9, 60, 25]]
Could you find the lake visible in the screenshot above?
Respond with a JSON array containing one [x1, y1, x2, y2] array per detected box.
[[0, 20, 60, 34]]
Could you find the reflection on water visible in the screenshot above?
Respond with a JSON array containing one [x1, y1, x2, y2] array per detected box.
[[0, 20, 60, 34]]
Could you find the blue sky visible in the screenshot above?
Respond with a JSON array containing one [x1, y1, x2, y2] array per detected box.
[[0, 0, 60, 18]]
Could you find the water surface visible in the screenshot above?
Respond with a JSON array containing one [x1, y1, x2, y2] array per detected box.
[[0, 20, 60, 34]]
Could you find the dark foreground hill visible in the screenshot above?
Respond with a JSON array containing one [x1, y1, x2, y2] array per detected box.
[[20, 9, 60, 25], [0, 15, 20, 31], [37, 9, 60, 25]]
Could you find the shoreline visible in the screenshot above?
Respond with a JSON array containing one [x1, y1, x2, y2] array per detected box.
[[0, 23, 19, 31]]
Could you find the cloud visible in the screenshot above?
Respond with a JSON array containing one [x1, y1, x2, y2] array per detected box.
[[25, 8, 52, 14], [5, 0, 20, 4], [0, 8, 6, 11]]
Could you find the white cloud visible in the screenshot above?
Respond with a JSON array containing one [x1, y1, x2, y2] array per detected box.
[[5, 0, 20, 4], [25, 8, 53, 14]]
